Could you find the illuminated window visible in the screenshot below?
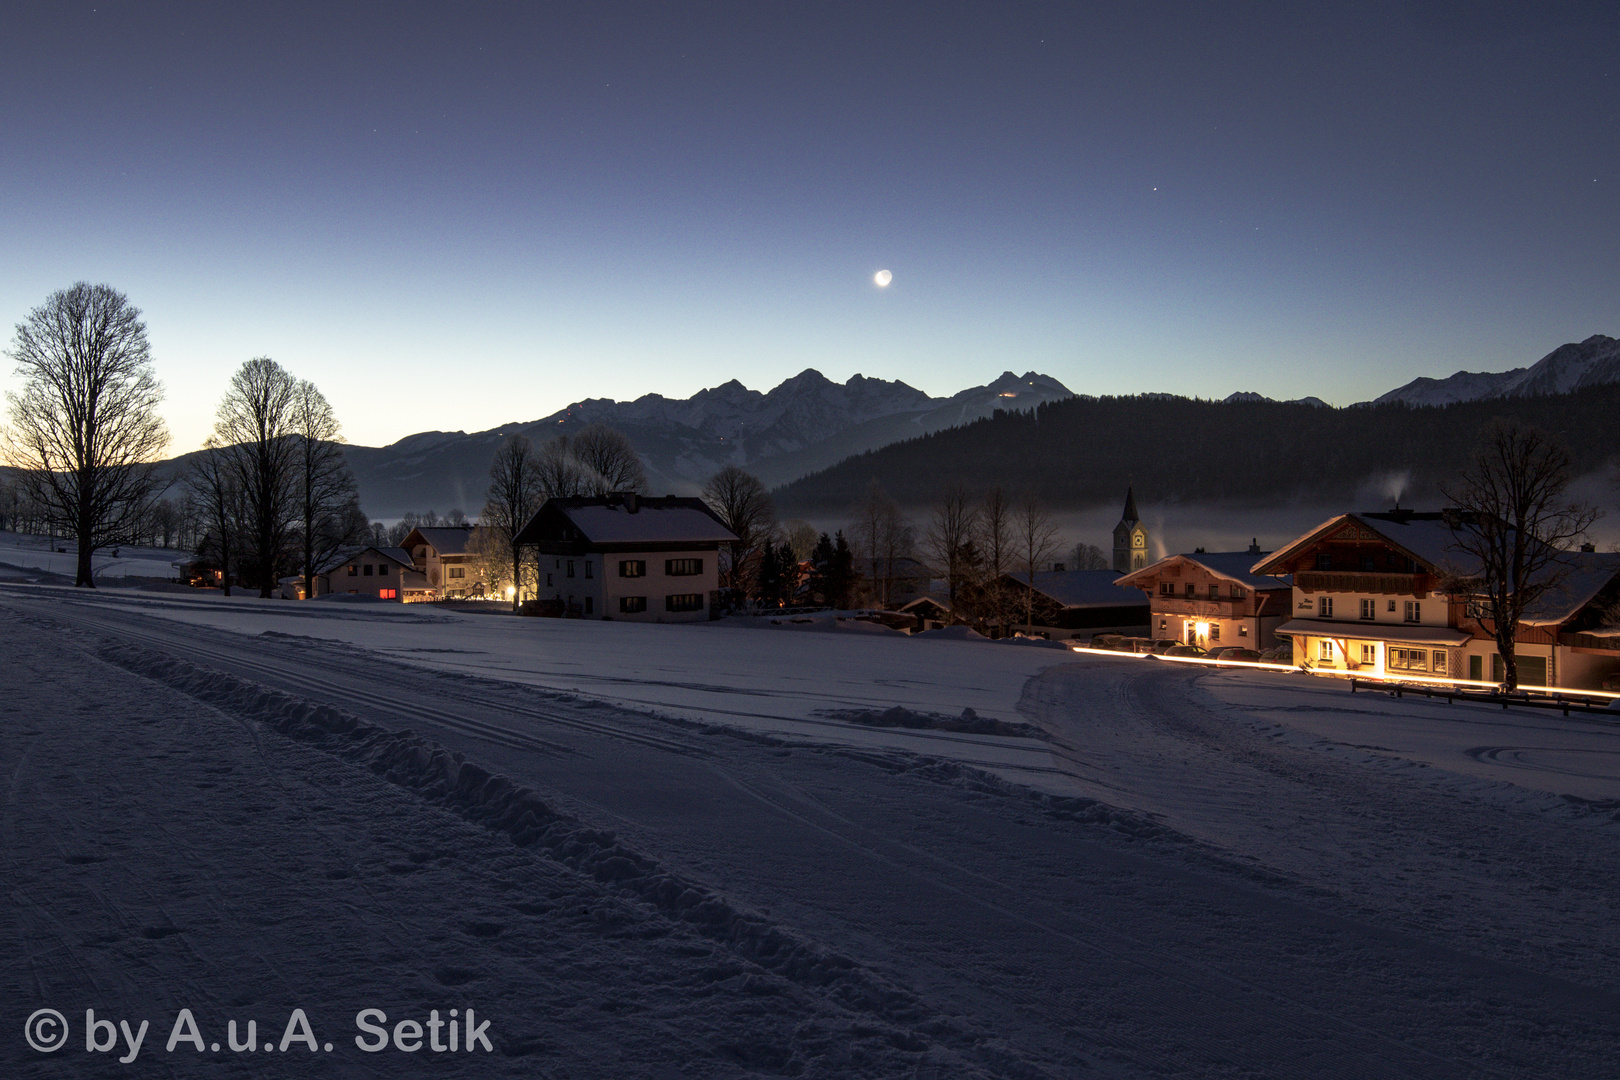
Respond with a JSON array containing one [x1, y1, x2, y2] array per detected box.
[[1431, 651, 1447, 675], [620, 596, 647, 613], [1209, 623, 1221, 642], [1389, 647, 1428, 672], [1361, 643, 1377, 664], [667, 559, 703, 576], [379, 588, 397, 600], [1317, 639, 1334, 661], [347, 565, 357, 576], [665, 593, 704, 612], [620, 560, 646, 578]]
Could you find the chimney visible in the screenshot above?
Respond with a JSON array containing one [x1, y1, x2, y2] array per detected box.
[[623, 492, 639, 514], [1248, 537, 1261, 555], [1581, 542, 1596, 553]]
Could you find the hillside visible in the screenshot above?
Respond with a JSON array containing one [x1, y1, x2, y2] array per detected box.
[[772, 386, 1620, 513]]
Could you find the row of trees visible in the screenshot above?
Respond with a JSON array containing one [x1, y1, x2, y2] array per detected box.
[[188, 357, 369, 597], [1, 283, 368, 593]]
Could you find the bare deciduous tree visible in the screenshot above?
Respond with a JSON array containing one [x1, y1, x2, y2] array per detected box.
[[533, 436, 587, 499], [1015, 494, 1062, 630], [572, 423, 648, 495], [1442, 423, 1601, 690], [924, 484, 979, 615], [973, 487, 1015, 631], [1070, 542, 1109, 571], [483, 435, 545, 612], [292, 379, 363, 600], [702, 466, 776, 594], [187, 439, 245, 595], [4, 283, 170, 586], [212, 357, 300, 597], [850, 480, 912, 607]]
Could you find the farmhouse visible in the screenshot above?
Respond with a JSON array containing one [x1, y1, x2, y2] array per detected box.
[[310, 545, 426, 601], [999, 569, 1151, 640], [1115, 547, 1291, 649], [401, 525, 487, 599], [514, 493, 738, 622], [1252, 510, 1620, 690]]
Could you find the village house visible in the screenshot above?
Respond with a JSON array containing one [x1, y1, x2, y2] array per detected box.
[[1251, 510, 1620, 690], [998, 569, 1151, 640], [1114, 544, 1292, 649], [309, 545, 427, 601], [513, 493, 738, 622], [401, 525, 487, 600]]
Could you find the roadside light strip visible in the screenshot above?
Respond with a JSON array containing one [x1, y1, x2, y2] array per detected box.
[[1063, 644, 1620, 702]]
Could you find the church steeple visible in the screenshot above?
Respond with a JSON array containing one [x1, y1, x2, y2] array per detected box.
[[1112, 487, 1150, 573]]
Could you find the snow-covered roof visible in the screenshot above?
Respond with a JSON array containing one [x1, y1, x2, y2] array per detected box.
[[1522, 552, 1620, 626], [1119, 551, 1291, 591], [316, 545, 417, 574], [407, 527, 476, 556], [517, 496, 738, 547], [1007, 569, 1148, 609], [1252, 512, 1486, 578], [1273, 619, 1472, 647]]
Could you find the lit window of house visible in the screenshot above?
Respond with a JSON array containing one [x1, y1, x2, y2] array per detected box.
[[1431, 651, 1448, 675], [1318, 640, 1334, 661], [1361, 643, 1377, 664], [665, 593, 704, 612], [667, 559, 702, 576], [620, 596, 647, 613], [1209, 623, 1221, 642], [620, 560, 646, 578]]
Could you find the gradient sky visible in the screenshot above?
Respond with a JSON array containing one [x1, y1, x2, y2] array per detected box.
[[3, 1, 1616, 454]]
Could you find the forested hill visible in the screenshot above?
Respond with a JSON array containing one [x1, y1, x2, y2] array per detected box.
[[771, 387, 1620, 513]]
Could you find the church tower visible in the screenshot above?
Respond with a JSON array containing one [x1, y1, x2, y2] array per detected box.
[[1112, 487, 1150, 573]]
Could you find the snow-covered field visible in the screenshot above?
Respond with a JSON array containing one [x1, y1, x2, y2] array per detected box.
[[0, 531, 183, 582], [5, 581, 1620, 1077]]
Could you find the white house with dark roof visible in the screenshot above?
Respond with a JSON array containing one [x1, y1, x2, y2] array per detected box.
[[401, 525, 485, 599], [1252, 510, 1620, 689], [311, 545, 426, 601], [513, 493, 738, 622], [1115, 547, 1292, 649]]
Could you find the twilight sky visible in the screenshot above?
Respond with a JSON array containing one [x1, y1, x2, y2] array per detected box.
[[3, 1, 1616, 453]]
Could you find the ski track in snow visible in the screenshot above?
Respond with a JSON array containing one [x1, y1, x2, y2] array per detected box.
[[4, 582, 1620, 1078]]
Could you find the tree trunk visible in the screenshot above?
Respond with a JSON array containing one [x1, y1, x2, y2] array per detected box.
[[511, 546, 522, 613]]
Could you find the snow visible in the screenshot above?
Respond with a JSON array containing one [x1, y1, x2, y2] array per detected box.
[[7, 581, 1620, 1076], [560, 501, 737, 544], [0, 531, 183, 582]]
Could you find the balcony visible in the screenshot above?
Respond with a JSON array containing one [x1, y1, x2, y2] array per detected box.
[[1294, 571, 1428, 597]]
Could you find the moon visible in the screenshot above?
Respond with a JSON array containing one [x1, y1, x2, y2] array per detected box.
[[873, 269, 892, 287]]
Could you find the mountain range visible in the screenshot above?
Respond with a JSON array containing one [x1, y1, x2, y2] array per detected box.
[[1366, 334, 1620, 407], [339, 370, 1076, 517], [157, 333, 1617, 520]]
